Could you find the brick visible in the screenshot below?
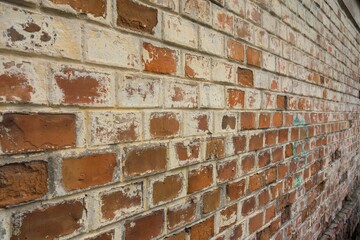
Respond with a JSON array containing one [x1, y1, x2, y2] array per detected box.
[[273, 112, 283, 127], [181, 0, 211, 24], [249, 212, 263, 233], [143, 43, 176, 74], [151, 174, 184, 205], [265, 167, 277, 185], [168, 200, 197, 229], [51, 67, 115, 106], [100, 183, 143, 220], [230, 223, 243, 240], [165, 81, 197, 108], [62, 153, 117, 191], [0, 6, 81, 59], [149, 112, 180, 138], [265, 130, 277, 146], [225, 0, 245, 17], [124, 210, 164, 240], [199, 27, 224, 56], [123, 144, 167, 177], [220, 114, 237, 131], [249, 132, 264, 151], [241, 154, 255, 173], [0, 161, 47, 207], [285, 143, 293, 158], [246, 1, 261, 25], [0, 113, 76, 154], [184, 112, 212, 135], [258, 189, 270, 207], [188, 165, 213, 193], [227, 89, 245, 109], [163, 13, 198, 48], [11, 200, 84, 239], [46, 0, 106, 17], [235, 18, 254, 43], [278, 129, 288, 143], [247, 47, 262, 67], [259, 113, 270, 129], [277, 164, 287, 179], [226, 179, 245, 201], [217, 160, 236, 182], [206, 137, 225, 160], [0, 57, 46, 104], [185, 53, 211, 80], [265, 205, 275, 223], [245, 89, 261, 109], [165, 232, 186, 240], [116, 0, 158, 34], [84, 25, 139, 68], [200, 84, 225, 108], [202, 188, 220, 213], [242, 196, 256, 216], [175, 139, 200, 162], [237, 67, 254, 87], [262, 52, 275, 71], [241, 112, 256, 130], [118, 75, 161, 107], [219, 204, 237, 232], [277, 95, 287, 110], [248, 173, 263, 193], [90, 112, 141, 145], [212, 59, 235, 83], [213, 6, 234, 34], [258, 150, 270, 168], [232, 134, 246, 154], [86, 231, 114, 240], [272, 146, 283, 163], [227, 38, 244, 62], [189, 216, 214, 240]]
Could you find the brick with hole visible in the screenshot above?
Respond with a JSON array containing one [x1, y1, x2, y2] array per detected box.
[[0, 113, 76, 154], [0, 161, 48, 207], [143, 42, 177, 74], [183, 112, 213, 136], [219, 204, 237, 232], [206, 137, 225, 160], [227, 88, 245, 109], [148, 112, 181, 138], [123, 144, 167, 178], [62, 153, 117, 191], [167, 199, 197, 230], [189, 216, 215, 240], [226, 179, 245, 201], [165, 81, 197, 108], [51, 67, 115, 106], [182, 0, 211, 24], [217, 159, 237, 183], [100, 183, 143, 220], [188, 165, 213, 194], [0, 57, 47, 104], [150, 173, 184, 205], [90, 111, 141, 145], [237, 67, 254, 87], [124, 210, 164, 240], [11, 200, 85, 239], [202, 188, 221, 213], [44, 0, 107, 18], [174, 139, 201, 164], [227, 38, 244, 62]]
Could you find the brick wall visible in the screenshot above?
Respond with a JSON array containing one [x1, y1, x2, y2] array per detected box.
[[0, 0, 359, 239]]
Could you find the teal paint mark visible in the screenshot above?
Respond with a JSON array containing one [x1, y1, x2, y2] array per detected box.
[[295, 176, 302, 187], [293, 114, 306, 126]]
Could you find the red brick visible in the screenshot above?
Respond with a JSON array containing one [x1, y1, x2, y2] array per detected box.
[[291, 128, 299, 141], [230, 224, 243, 240], [53, 67, 112, 105], [265, 130, 277, 146], [237, 67, 253, 87], [272, 112, 283, 127], [100, 183, 143, 220], [272, 146, 283, 163], [86, 231, 114, 240], [227, 179, 245, 201], [123, 145, 167, 177], [258, 150, 271, 168], [227, 89, 244, 108], [285, 143, 293, 158], [247, 47, 262, 67], [249, 133, 264, 151], [277, 95, 287, 110], [217, 160, 236, 182], [152, 174, 183, 205], [221, 115, 236, 130], [202, 188, 220, 213], [277, 164, 288, 179], [0, 161, 47, 207], [175, 139, 200, 162], [265, 167, 277, 185], [165, 232, 186, 240], [188, 165, 213, 193], [189, 216, 214, 240], [0, 113, 76, 154], [124, 210, 164, 240], [241, 112, 256, 130], [258, 189, 270, 207], [143, 43, 176, 74], [233, 135, 246, 154], [242, 196, 256, 216], [249, 212, 263, 233], [150, 112, 180, 138], [116, 0, 158, 34], [265, 205, 276, 223], [167, 200, 197, 230], [219, 204, 237, 232], [62, 153, 116, 191], [248, 173, 263, 193], [206, 137, 225, 160], [241, 154, 255, 173], [278, 129, 288, 143], [11, 200, 84, 240], [49, 0, 106, 17], [227, 39, 244, 62], [259, 113, 270, 129]]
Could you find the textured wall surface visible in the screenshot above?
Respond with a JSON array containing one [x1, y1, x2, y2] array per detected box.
[[0, 0, 359, 239]]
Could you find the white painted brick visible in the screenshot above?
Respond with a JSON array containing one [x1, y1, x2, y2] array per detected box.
[[211, 59, 235, 83], [164, 81, 198, 108], [245, 89, 261, 109], [199, 27, 224, 56], [185, 53, 211, 80], [225, 0, 245, 17], [262, 52, 276, 71], [183, 111, 213, 135], [200, 83, 225, 109]]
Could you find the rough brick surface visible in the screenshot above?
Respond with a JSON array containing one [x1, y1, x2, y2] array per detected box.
[[1, 0, 360, 239]]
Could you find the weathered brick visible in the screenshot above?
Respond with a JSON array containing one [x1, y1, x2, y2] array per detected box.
[[248, 173, 263, 192], [188, 165, 213, 193], [227, 88, 245, 109], [227, 179, 245, 201], [227, 38, 244, 62], [174, 139, 200, 163], [86, 231, 114, 240], [202, 188, 220, 213], [206, 137, 225, 160], [62, 153, 116, 191], [151, 173, 184, 205], [213, 5, 234, 34], [181, 0, 211, 24], [189, 216, 214, 240], [241, 112, 256, 130], [200, 84, 225, 108], [185, 53, 211, 80], [184, 112, 212, 135], [249, 132, 264, 151], [165, 81, 197, 108], [249, 212, 263, 233], [199, 27, 224, 56], [0, 113, 76, 154], [219, 204, 237, 232], [0, 161, 47, 207], [237, 67, 254, 87], [167, 200, 197, 230], [45, 0, 106, 17], [241, 154, 255, 173], [242, 196, 256, 216], [149, 112, 181, 138], [212, 59, 235, 83], [143, 42, 177, 74], [217, 159, 236, 182], [247, 47, 262, 67]]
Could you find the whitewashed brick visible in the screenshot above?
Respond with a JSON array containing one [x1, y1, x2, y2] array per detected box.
[[211, 59, 235, 83], [199, 27, 224, 56], [164, 81, 198, 108], [200, 84, 225, 109], [245, 89, 261, 109], [183, 111, 213, 135]]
